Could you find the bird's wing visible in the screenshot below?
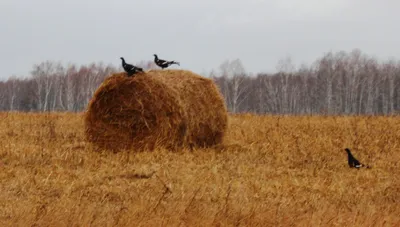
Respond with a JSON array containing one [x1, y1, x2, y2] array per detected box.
[[132, 65, 143, 71], [158, 59, 167, 64], [126, 64, 135, 70]]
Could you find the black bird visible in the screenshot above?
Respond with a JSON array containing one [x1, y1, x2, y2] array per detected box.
[[120, 57, 143, 77], [153, 54, 180, 69], [345, 148, 370, 169]]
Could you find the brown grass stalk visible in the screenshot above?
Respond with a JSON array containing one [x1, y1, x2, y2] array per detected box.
[[0, 112, 399, 226]]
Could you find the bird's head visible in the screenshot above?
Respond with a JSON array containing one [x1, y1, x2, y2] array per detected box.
[[345, 148, 351, 153], [120, 57, 124, 60], [153, 54, 157, 57]]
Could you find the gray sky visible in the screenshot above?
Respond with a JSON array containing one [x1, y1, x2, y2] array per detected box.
[[0, 0, 399, 79]]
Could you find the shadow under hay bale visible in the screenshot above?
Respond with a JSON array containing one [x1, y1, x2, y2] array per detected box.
[[84, 70, 228, 151]]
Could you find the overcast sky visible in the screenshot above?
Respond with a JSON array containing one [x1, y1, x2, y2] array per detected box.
[[0, 0, 399, 80]]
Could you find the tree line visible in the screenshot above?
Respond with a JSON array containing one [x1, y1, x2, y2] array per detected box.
[[1, 49, 399, 115]]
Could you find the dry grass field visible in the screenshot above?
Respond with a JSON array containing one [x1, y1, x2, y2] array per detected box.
[[0, 112, 399, 226]]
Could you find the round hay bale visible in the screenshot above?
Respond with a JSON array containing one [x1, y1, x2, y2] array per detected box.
[[84, 69, 228, 151]]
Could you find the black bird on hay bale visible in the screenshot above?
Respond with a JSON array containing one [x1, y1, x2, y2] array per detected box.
[[345, 148, 371, 169], [153, 54, 180, 69], [120, 57, 143, 77]]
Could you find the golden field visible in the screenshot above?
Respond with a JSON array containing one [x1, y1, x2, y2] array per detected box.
[[0, 112, 399, 227]]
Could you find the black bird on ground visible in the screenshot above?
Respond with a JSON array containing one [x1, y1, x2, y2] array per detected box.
[[120, 57, 143, 77], [153, 54, 180, 69], [345, 148, 371, 169]]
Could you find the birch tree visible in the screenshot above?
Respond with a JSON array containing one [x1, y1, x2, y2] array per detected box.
[[276, 57, 296, 114], [0, 82, 5, 110], [6, 76, 20, 111], [219, 59, 249, 113], [31, 61, 58, 111], [65, 65, 78, 111]]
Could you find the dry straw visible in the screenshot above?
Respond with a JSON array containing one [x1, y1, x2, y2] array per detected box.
[[84, 69, 228, 151]]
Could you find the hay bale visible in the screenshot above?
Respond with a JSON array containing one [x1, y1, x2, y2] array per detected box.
[[84, 69, 228, 151]]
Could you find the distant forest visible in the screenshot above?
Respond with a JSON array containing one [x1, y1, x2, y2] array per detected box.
[[1, 49, 399, 115]]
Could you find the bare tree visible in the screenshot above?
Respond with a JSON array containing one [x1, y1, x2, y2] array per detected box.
[[65, 65, 78, 111], [219, 59, 249, 113], [363, 58, 379, 114], [49, 63, 65, 111], [381, 60, 397, 114], [31, 61, 58, 111], [276, 56, 296, 114], [0, 82, 5, 110], [5, 76, 20, 111]]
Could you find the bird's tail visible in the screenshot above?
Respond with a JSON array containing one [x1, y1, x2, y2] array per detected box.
[[169, 61, 180, 66], [360, 163, 372, 169]]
